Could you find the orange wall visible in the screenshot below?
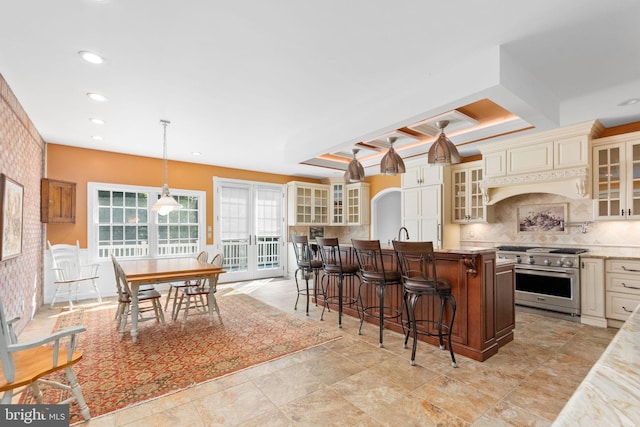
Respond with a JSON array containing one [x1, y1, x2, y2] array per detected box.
[[366, 173, 401, 198], [45, 144, 321, 246]]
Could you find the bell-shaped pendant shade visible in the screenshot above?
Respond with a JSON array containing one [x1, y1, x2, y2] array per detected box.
[[153, 184, 182, 216], [345, 148, 365, 183], [427, 120, 461, 165], [380, 136, 406, 175], [152, 120, 182, 215]]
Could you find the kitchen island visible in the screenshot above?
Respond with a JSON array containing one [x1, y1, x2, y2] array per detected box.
[[318, 246, 515, 362]]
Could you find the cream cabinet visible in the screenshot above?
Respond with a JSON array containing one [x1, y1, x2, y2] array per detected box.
[[451, 161, 488, 223], [322, 179, 369, 226], [402, 185, 442, 247], [605, 258, 640, 323], [402, 163, 443, 188], [400, 162, 453, 249], [592, 133, 640, 220], [580, 257, 606, 327], [287, 182, 329, 225], [345, 182, 370, 225], [327, 180, 345, 225]]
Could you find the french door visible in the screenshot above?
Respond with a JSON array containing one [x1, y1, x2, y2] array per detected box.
[[214, 178, 286, 282]]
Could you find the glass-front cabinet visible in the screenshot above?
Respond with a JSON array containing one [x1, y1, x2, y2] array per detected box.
[[287, 182, 329, 225], [329, 180, 345, 225], [592, 133, 640, 220], [451, 161, 486, 223], [346, 182, 370, 225]]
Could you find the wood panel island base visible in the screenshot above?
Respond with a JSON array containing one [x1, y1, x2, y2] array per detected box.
[[318, 247, 515, 362]]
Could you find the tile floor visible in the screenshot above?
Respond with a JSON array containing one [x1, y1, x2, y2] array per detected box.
[[18, 277, 618, 426]]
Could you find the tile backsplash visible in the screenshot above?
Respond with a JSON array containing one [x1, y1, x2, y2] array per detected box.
[[460, 192, 640, 255]]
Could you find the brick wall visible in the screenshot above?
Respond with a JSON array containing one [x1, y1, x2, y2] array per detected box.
[[0, 74, 45, 334]]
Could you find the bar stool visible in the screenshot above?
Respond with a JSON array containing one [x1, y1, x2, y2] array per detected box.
[[316, 237, 360, 328], [392, 240, 457, 368], [351, 239, 403, 348], [291, 235, 324, 315]]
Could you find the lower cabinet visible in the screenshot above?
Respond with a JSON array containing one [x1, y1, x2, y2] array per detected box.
[[605, 258, 640, 324], [495, 262, 515, 344], [580, 257, 607, 327]]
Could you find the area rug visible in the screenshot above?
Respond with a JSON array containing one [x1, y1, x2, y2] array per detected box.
[[21, 290, 341, 424]]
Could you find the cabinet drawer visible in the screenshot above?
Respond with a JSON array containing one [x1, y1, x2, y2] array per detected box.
[[606, 259, 640, 274], [605, 291, 640, 321], [606, 273, 640, 295]]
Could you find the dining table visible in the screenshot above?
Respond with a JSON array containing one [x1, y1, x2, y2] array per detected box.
[[118, 257, 224, 342]]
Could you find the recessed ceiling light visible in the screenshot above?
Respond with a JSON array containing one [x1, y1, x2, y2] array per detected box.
[[78, 51, 104, 65], [618, 98, 640, 107], [86, 92, 108, 102], [92, 135, 104, 141], [191, 152, 201, 156], [89, 117, 105, 125]]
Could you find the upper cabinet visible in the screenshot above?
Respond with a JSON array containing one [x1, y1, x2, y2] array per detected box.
[[41, 178, 76, 223], [451, 161, 491, 223], [345, 182, 370, 225], [479, 120, 604, 205], [287, 182, 329, 225], [328, 180, 345, 225], [288, 180, 369, 226], [402, 163, 443, 188], [592, 132, 640, 220]]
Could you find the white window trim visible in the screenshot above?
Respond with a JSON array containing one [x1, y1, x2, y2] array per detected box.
[[87, 182, 207, 261]]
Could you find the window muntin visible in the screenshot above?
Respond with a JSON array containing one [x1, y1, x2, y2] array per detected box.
[[88, 183, 205, 260]]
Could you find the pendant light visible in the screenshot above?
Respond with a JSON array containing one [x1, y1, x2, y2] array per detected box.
[[380, 136, 406, 175], [344, 148, 365, 183], [427, 120, 461, 165], [152, 119, 182, 215]]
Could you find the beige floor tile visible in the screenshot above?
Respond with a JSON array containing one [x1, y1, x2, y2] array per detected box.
[[121, 401, 205, 427], [478, 400, 552, 427], [17, 277, 618, 426], [235, 408, 294, 426], [192, 381, 276, 426], [330, 370, 407, 414], [503, 370, 579, 422], [251, 363, 325, 406], [414, 374, 499, 423], [279, 386, 366, 426], [366, 392, 469, 427]]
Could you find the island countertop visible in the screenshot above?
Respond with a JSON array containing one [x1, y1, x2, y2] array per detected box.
[[553, 304, 640, 425]]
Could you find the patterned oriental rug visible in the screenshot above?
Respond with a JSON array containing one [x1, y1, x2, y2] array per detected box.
[[21, 290, 341, 424]]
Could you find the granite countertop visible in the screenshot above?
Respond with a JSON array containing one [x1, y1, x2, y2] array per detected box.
[[377, 245, 497, 255], [552, 304, 640, 425]]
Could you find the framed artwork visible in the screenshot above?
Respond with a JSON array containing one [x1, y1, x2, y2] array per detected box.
[[309, 226, 324, 240], [0, 174, 24, 260], [517, 203, 567, 233]]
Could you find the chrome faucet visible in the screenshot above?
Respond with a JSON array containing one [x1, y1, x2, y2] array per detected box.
[[397, 226, 410, 241]]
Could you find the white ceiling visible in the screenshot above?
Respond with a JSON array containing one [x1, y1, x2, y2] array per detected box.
[[1, 0, 639, 179]]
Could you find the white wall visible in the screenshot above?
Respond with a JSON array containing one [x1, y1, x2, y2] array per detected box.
[[372, 189, 402, 245]]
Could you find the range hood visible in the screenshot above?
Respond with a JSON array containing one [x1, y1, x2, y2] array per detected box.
[[479, 120, 604, 205], [481, 166, 589, 205]]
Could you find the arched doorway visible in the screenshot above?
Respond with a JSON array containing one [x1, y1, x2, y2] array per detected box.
[[371, 187, 401, 245]]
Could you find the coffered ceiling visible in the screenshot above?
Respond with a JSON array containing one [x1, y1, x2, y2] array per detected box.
[[1, 1, 639, 179]]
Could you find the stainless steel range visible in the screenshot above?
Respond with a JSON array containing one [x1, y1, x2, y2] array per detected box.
[[496, 246, 588, 316]]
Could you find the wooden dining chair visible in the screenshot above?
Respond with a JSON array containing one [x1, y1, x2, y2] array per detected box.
[[174, 253, 224, 330], [0, 292, 90, 420], [48, 240, 102, 309], [165, 250, 208, 318], [111, 255, 165, 341]]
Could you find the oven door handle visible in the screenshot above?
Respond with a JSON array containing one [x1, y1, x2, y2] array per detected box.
[[516, 266, 576, 276]]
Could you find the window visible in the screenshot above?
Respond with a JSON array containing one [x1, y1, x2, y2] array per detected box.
[[88, 183, 206, 260]]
